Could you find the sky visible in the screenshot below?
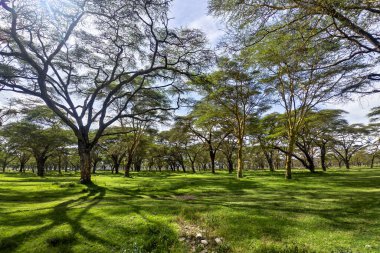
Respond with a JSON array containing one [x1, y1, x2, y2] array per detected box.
[[169, 0, 380, 124]]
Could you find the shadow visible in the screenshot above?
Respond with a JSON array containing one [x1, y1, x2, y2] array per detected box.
[[0, 183, 107, 252]]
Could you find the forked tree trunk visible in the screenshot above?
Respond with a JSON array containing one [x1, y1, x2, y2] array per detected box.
[[264, 151, 274, 172]]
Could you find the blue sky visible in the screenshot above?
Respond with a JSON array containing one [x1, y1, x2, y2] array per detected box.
[[169, 0, 379, 124]]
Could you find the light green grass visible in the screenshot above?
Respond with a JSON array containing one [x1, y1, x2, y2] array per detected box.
[[0, 169, 379, 252]]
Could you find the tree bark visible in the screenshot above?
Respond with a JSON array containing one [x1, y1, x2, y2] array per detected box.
[[78, 140, 92, 184], [210, 150, 216, 174], [320, 143, 327, 171], [36, 157, 47, 177], [370, 154, 376, 169], [125, 157, 132, 177], [114, 163, 120, 174], [263, 151, 274, 172], [285, 134, 296, 179], [92, 160, 98, 174], [191, 161, 196, 173], [344, 159, 350, 169], [227, 158, 234, 174], [237, 137, 243, 178]]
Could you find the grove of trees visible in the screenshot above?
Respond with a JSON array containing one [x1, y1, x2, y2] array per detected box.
[[1, 0, 379, 182]]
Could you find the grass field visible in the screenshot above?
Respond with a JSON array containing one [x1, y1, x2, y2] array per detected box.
[[0, 169, 379, 253]]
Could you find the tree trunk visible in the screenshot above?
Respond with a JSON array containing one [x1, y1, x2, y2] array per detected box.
[[237, 138, 243, 178], [92, 160, 98, 174], [305, 153, 315, 173], [191, 161, 196, 173], [210, 150, 216, 174], [285, 134, 296, 180], [370, 154, 376, 169], [320, 144, 327, 172], [264, 151, 274, 172], [344, 159, 350, 169], [36, 157, 47, 177], [125, 157, 132, 177], [227, 158, 234, 174], [78, 140, 92, 184], [19, 163, 25, 173], [114, 163, 120, 174]]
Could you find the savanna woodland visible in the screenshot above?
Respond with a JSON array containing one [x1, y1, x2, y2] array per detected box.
[[0, 0, 379, 252]]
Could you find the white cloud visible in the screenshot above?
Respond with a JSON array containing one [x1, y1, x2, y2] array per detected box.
[[188, 15, 224, 45], [324, 93, 379, 124], [170, 0, 224, 45]]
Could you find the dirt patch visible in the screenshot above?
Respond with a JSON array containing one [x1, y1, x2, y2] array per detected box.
[[177, 219, 230, 253]]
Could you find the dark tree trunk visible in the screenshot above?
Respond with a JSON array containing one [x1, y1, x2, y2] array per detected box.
[[78, 140, 92, 184], [125, 157, 132, 177], [227, 158, 234, 174], [344, 159, 350, 169], [320, 143, 327, 172], [263, 151, 274, 172], [210, 151, 216, 174], [191, 161, 196, 173], [36, 157, 47, 177], [114, 163, 120, 174], [19, 163, 24, 173], [305, 154, 315, 173], [92, 160, 99, 174]]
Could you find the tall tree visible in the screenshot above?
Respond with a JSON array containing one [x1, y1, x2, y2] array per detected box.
[[196, 58, 270, 178], [179, 102, 231, 174], [245, 25, 360, 179], [0, 0, 211, 183], [209, 0, 379, 91]]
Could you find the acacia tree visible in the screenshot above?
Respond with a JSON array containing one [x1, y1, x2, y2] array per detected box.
[[332, 123, 370, 169], [179, 102, 231, 174], [305, 109, 348, 171], [250, 113, 283, 172], [250, 32, 356, 178], [196, 58, 270, 178], [0, 0, 211, 183], [210, 0, 380, 90], [2, 121, 72, 176]]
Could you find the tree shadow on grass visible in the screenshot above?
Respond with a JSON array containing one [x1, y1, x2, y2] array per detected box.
[[0, 183, 110, 252]]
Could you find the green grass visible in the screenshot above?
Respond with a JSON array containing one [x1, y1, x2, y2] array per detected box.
[[0, 168, 379, 253]]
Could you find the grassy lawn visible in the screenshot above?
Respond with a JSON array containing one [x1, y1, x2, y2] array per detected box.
[[0, 168, 379, 253]]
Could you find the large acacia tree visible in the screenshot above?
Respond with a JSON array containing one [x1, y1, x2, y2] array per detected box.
[[0, 0, 211, 183], [210, 0, 380, 88]]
